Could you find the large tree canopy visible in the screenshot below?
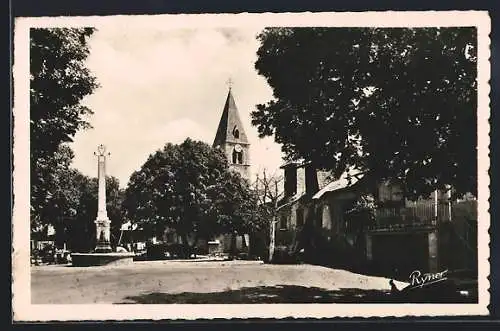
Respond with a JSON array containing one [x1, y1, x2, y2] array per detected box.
[[123, 139, 260, 245], [31, 144, 77, 228], [253, 27, 477, 199], [30, 28, 99, 224]]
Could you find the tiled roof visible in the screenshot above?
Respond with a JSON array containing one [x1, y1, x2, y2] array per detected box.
[[312, 171, 364, 200], [276, 192, 308, 211], [279, 159, 307, 169]]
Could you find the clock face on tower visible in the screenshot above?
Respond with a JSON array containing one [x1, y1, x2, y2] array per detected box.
[[234, 144, 242, 152]]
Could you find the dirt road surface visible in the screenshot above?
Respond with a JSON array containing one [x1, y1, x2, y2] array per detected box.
[[31, 261, 408, 304]]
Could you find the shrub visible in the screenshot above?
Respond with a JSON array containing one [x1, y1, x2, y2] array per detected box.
[[39, 244, 56, 263], [270, 245, 300, 264], [145, 242, 167, 260], [165, 243, 196, 259]]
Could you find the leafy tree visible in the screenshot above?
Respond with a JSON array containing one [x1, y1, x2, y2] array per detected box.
[[216, 170, 263, 257], [30, 144, 79, 231], [106, 177, 126, 246], [253, 27, 477, 199], [123, 138, 259, 249], [62, 170, 94, 251], [344, 194, 376, 248], [30, 27, 99, 225]]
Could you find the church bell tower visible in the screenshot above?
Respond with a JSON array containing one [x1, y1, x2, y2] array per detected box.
[[213, 86, 251, 180]]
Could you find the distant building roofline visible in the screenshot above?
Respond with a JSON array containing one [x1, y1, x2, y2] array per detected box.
[[277, 192, 308, 211], [279, 159, 311, 169], [312, 170, 365, 200]]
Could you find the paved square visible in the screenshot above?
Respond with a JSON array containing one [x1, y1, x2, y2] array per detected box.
[[31, 261, 407, 304]]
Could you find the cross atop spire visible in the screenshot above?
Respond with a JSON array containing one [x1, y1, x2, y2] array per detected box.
[[226, 77, 233, 90]]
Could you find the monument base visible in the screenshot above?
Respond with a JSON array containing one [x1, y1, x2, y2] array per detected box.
[[94, 244, 113, 253], [94, 216, 112, 253], [71, 252, 135, 267]]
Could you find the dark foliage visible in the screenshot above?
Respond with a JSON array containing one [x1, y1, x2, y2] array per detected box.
[[123, 138, 261, 247], [30, 28, 99, 227], [253, 27, 477, 199]]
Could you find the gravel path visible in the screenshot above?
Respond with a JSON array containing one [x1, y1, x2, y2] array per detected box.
[[31, 261, 408, 304]]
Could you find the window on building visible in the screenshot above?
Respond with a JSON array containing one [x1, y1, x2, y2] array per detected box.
[[279, 216, 287, 230], [315, 207, 322, 228], [233, 126, 240, 139], [284, 166, 297, 197], [232, 149, 237, 163], [305, 164, 319, 195], [296, 208, 304, 227], [322, 205, 332, 230], [232, 149, 243, 164]]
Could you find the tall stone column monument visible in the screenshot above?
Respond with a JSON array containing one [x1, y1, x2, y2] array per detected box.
[[94, 144, 112, 253]]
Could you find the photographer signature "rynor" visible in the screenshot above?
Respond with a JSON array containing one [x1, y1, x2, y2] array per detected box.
[[409, 269, 448, 288]]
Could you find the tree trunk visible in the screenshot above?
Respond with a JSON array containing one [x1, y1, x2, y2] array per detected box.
[[180, 233, 192, 258], [229, 232, 237, 260], [269, 181, 280, 263], [269, 218, 276, 262], [191, 232, 199, 258]]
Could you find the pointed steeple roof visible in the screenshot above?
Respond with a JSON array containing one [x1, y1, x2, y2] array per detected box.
[[213, 88, 249, 147]]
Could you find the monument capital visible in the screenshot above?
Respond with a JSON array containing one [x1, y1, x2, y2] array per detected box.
[[95, 144, 110, 157]]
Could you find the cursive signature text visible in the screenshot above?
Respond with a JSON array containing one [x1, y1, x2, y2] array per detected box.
[[409, 269, 448, 288]]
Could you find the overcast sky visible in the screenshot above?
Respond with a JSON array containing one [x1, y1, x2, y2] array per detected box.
[[70, 25, 285, 188]]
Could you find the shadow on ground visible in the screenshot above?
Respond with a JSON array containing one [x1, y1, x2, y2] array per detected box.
[[118, 284, 476, 304]]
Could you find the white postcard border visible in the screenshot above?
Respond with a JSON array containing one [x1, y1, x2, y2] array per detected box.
[[12, 11, 491, 321]]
